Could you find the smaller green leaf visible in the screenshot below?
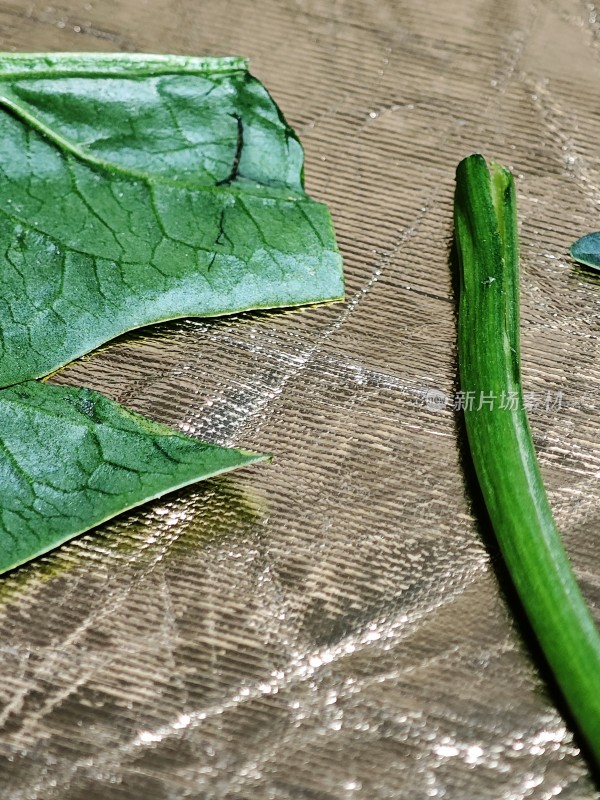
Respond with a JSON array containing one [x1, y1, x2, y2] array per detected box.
[[0, 381, 267, 575], [570, 232, 600, 271]]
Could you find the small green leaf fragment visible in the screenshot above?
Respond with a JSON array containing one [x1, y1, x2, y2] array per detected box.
[[570, 232, 600, 271], [0, 381, 267, 575]]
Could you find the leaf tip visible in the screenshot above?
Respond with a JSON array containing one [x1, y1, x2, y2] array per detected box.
[[570, 232, 600, 271]]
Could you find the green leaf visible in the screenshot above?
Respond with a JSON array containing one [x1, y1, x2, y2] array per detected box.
[[0, 380, 266, 575], [570, 232, 600, 271], [0, 52, 343, 387], [455, 154, 600, 768]]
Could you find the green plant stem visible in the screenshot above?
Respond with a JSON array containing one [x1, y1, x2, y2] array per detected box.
[[454, 153, 600, 765]]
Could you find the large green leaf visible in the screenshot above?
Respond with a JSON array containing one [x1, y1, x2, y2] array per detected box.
[[0, 53, 343, 386], [0, 380, 266, 575]]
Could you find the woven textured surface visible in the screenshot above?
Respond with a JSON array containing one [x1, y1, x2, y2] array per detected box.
[[1, 0, 600, 797]]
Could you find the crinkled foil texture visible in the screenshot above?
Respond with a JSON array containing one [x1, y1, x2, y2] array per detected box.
[[1, 0, 600, 798]]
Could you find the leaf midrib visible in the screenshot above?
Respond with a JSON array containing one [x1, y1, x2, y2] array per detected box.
[[0, 93, 307, 200]]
